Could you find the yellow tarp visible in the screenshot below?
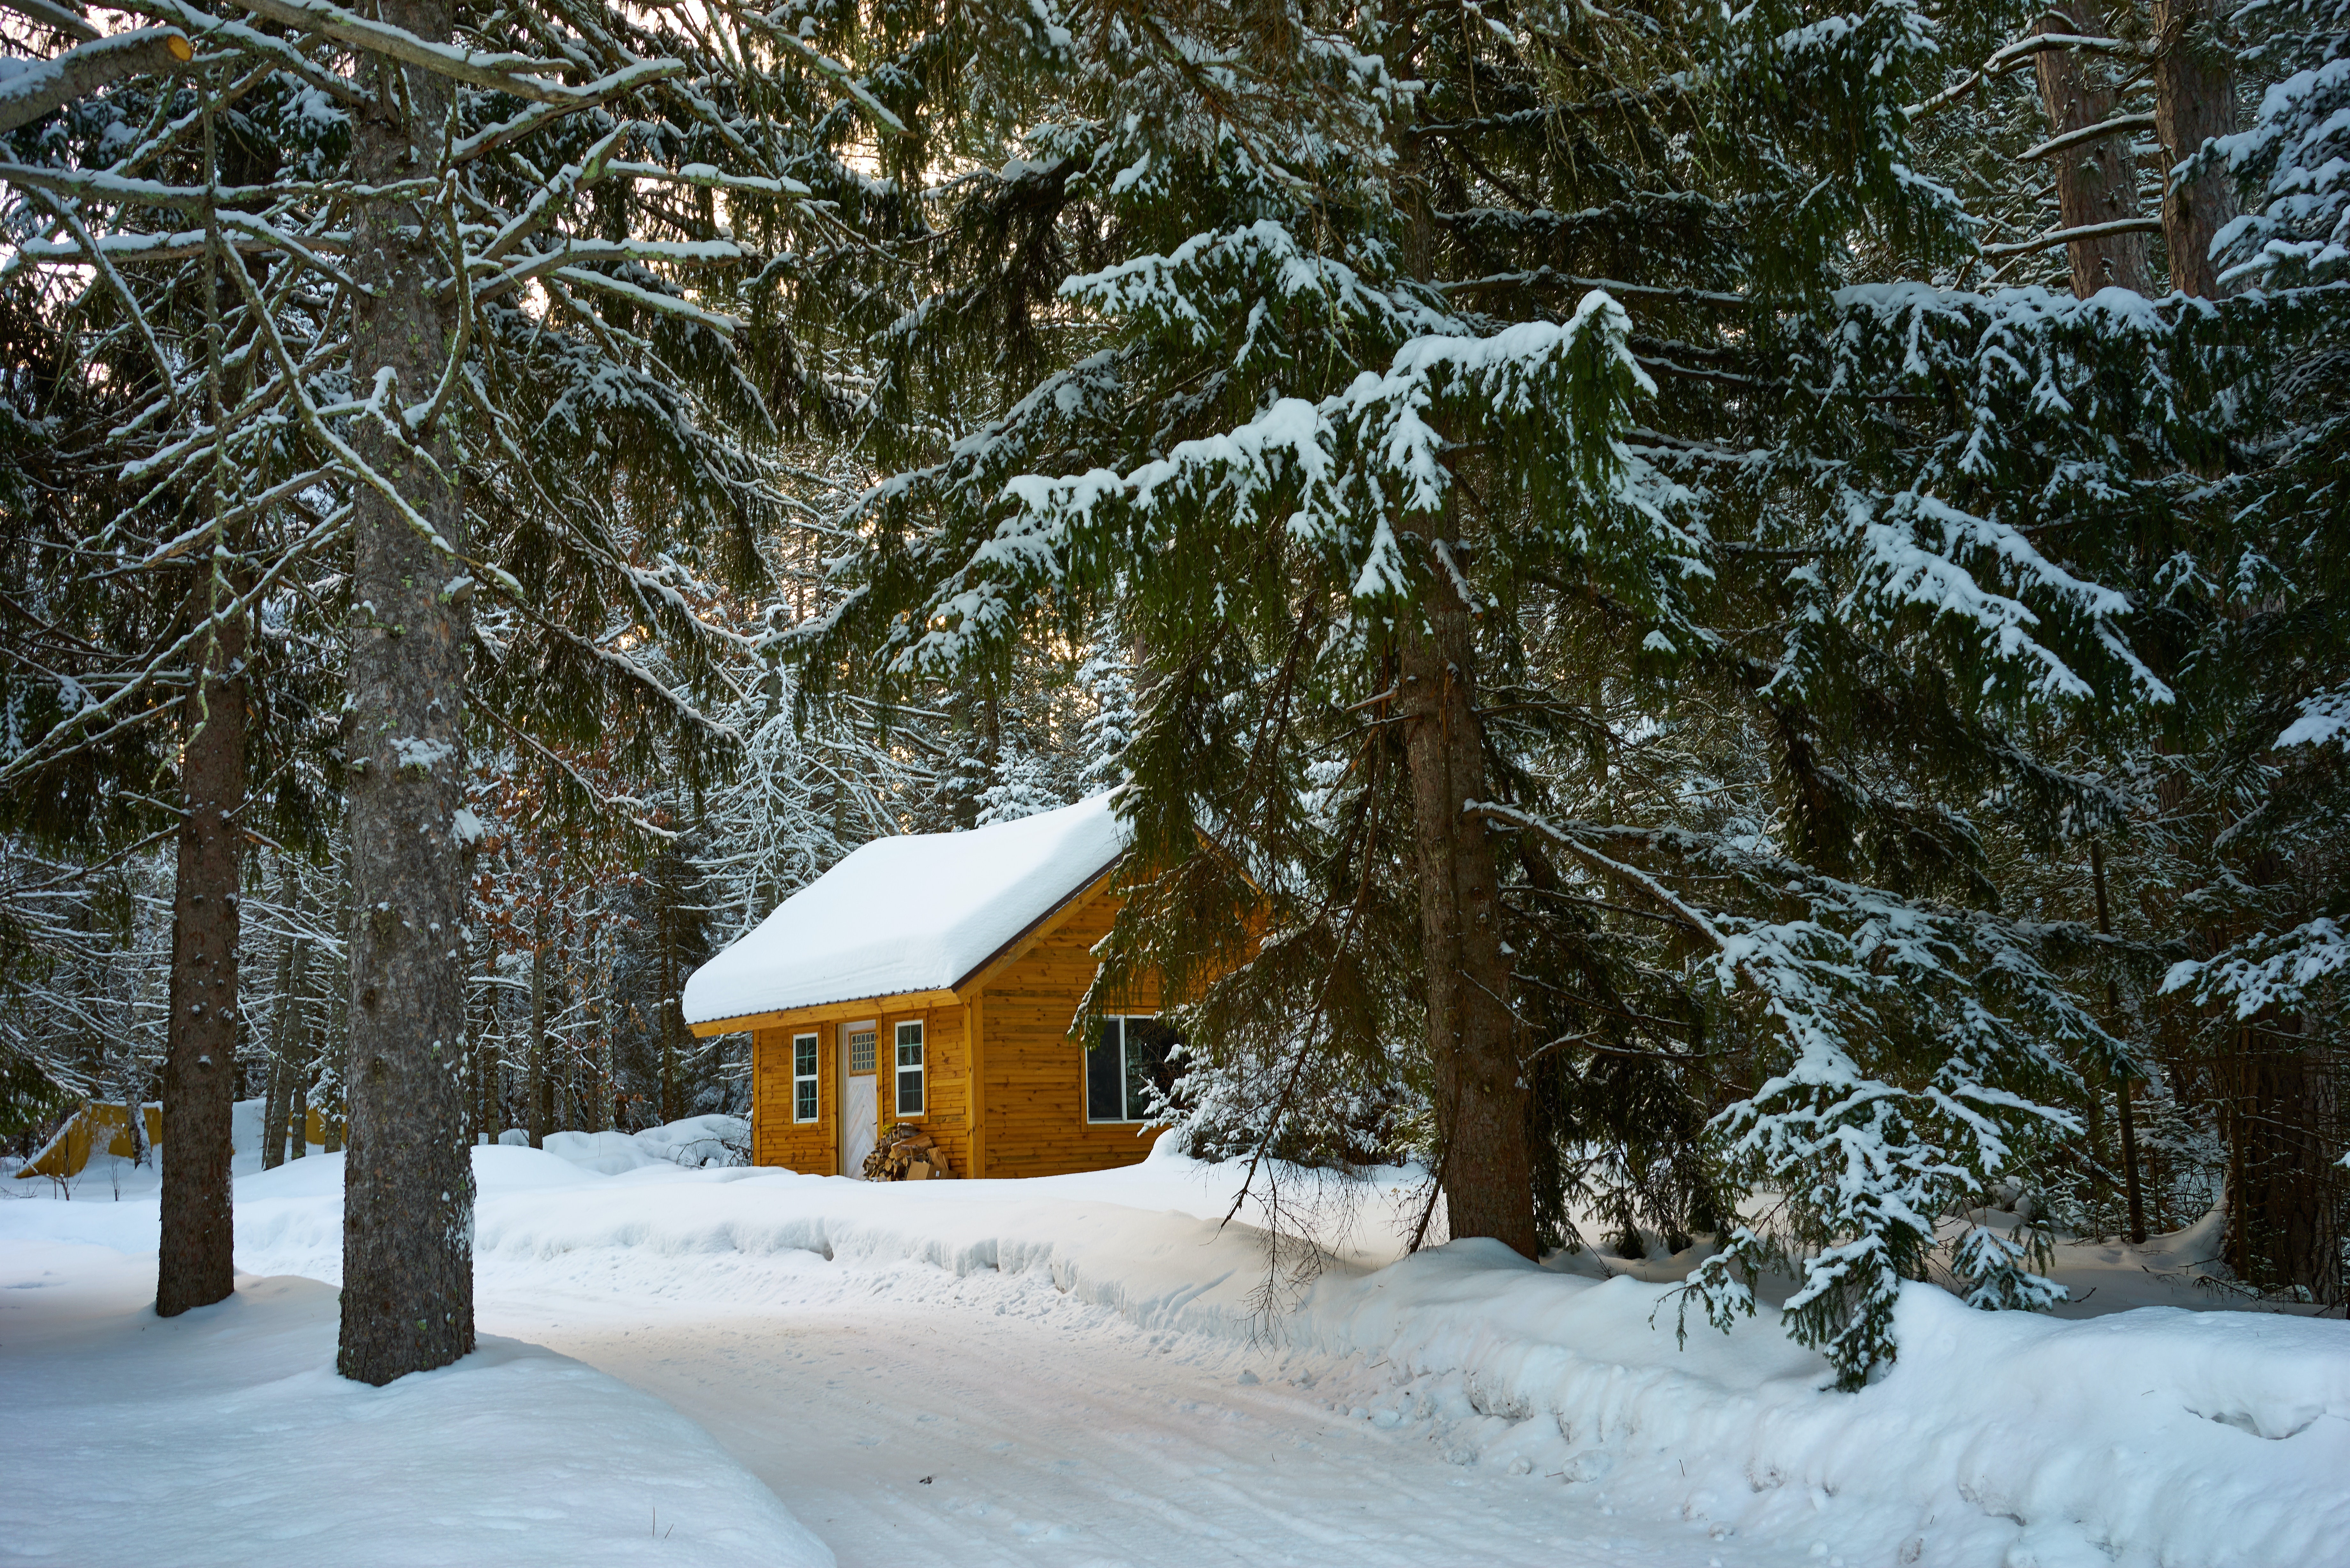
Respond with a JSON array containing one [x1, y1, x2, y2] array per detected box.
[[12, 1102, 334, 1179]]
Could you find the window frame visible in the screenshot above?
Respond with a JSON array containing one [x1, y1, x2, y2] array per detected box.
[[791, 1032, 820, 1124], [846, 1023, 877, 1076], [894, 1019, 925, 1117], [1085, 1014, 1173, 1125]]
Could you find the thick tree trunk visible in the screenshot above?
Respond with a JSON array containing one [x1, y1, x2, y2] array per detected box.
[[2151, 0, 2239, 298], [2035, 9, 2156, 298], [157, 604, 246, 1316], [2223, 1018, 2343, 1300], [336, 0, 475, 1384], [1398, 562, 1537, 1258]]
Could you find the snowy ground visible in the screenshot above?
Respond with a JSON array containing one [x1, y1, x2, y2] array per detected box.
[[6, 1116, 2347, 1568]]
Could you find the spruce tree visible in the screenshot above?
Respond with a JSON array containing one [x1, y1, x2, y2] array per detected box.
[[808, 0, 2218, 1382]]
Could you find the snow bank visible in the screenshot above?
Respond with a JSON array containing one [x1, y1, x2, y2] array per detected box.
[[10, 1136, 2344, 1568], [467, 1151, 2350, 1568], [540, 1114, 748, 1175], [681, 791, 1126, 1024], [0, 1240, 831, 1568]]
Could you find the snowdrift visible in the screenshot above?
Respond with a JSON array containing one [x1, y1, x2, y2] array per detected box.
[[0, 1240, 831, 1568], [200, 1142, 2350, 1568], [8, 1125, 2344, 1568]]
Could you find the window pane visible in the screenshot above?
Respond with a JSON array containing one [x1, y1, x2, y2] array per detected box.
[[1086, 1019, 1125, 1121], [1123, 1018, 1182, 1122], [895, 1022, 923, 1114], [848, 1029, 876, 1074], [795, 1081, 817, 1120], [793, 1036, 817, 1077]]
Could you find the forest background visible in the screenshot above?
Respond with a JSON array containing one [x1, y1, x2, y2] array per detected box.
[[0, 0, 2343, 1388]]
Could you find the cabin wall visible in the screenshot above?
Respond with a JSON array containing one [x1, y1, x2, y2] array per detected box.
[[977, 893, 1167, 1179], [883, 1002, 973, 1177], [751, 1026, 837, 1175], [751, 1004, 973, 1178]]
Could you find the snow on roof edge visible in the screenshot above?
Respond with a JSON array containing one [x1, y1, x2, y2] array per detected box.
[[687, 846, 1124, 1028], [681, 793, 1132, 1027]]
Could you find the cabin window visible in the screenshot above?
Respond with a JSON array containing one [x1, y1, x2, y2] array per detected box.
[[1087, 1016, 1180, 1123], [894, 1021, 925, 1116], [847, 1026, 877, 1074], [792, 1034, 819, 1123]]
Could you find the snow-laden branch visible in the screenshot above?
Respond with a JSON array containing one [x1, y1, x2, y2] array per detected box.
[[223, 0, 680, 103], [0, 26, 192, 133]]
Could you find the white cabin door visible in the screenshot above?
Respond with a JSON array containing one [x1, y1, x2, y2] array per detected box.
[[840, 1021, 878, 1177]]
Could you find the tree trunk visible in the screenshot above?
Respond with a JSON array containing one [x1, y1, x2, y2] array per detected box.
[[2089, 840, 2147, 1243], [469, 930, 494, 1145], [157, 598, 246, 1317], [2035, 10, 2156, 298], [262, 861, 306, 1170], [1398, 561, 1537, 1258], [2151, 0, 2239, 298], [528, 926, 549, 1149], [263, 888, 293, 1169], [336, 0, 475, 1384], [288, 1059, 309, 1160], [659, 901, 679, 1125], [260, 1046, 284, 1170], [2223, 1017, 2342, 1300]]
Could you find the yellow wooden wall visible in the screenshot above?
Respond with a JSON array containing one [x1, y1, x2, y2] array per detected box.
[[751, 1003, 974, 1178], [752, 1026, 838, 1175], [975, 893, 1167, 1179]]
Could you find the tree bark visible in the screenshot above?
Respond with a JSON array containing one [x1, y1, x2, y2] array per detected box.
[[260, 1046, 285, 1170], [659, 897, 679, 1125], [1398, 561, 1537, 1258], [262, 860, 306, 1170], [528, 924, 549, 1149], [336, 0, 475, 1384], [2223, 1017, 2342, 1299], [2089, 840, 2147, 1242], [2035, 8, 2156, 298], [288, 1058, 309, 1159], [2151, 0, 2240, 298], [157, 601, 246, 1317]]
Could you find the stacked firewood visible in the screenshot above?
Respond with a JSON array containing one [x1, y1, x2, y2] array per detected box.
[[862, 1123, 956, 1181]]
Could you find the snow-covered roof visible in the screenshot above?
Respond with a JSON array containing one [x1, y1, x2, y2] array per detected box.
[[683, 794, 1130, 1026]]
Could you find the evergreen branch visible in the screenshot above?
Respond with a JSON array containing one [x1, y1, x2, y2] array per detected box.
[[1, 0, 99, 43], [222, 0, 680, 102], [1980, 217, 2164, 258], [0, 27, 193, 134], [2021, 112, 2157, 163], [125, 0, 368, 104]]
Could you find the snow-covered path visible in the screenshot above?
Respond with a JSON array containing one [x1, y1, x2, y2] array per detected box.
[[12, 1124, 2349, 1568], [482, 1252, 1785, 1568]]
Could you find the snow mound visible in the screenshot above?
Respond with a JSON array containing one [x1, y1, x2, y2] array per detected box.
[[681, 791, 1127, 1024], [11, 1137, 2344, 1568], [0, 1241, 831, 1568], [448, 1151, 2350, 1568], [543, 1115, 747, 1175]]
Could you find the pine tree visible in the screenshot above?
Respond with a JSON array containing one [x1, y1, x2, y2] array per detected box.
[[804, 0, 2244, 1383]]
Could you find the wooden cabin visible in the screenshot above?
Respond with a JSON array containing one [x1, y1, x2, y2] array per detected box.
[[682, 795, 1177, 1180]]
